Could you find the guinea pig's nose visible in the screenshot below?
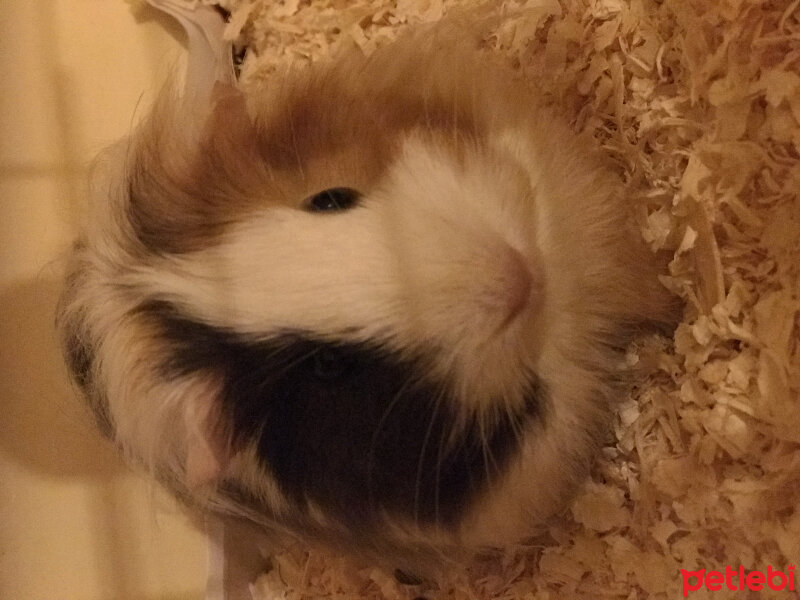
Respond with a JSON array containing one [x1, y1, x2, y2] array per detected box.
[[496, 245, 536, 324]]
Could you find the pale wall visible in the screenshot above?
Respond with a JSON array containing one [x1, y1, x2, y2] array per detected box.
[[1, 2, 208, 598]]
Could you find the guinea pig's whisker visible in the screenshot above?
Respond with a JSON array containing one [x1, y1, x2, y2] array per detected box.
[[286, 106, 306, 186], [364, 370, 419, 503], [412, 382, 447, 527], [263, 162, 289, 204], [507, 411, 527, 461], [120, 92, 149, 178], [477, 411, 496, 486], [432, 397, 451, 529], [268, 342, 324, 378], [500, 388, 527, 453]]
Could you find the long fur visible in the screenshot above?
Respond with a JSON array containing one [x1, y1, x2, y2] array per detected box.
[[57, 23, 675, 571]]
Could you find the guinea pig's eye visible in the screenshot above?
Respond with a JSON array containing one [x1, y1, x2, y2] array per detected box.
[[311, 347, 350, 379], [304, 187, 361, 212]]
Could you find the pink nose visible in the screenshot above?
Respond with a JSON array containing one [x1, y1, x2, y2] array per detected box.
[[497, 245, 536, 323]]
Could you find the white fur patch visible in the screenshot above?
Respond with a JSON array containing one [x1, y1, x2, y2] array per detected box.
[[126, 133, 547, 414]]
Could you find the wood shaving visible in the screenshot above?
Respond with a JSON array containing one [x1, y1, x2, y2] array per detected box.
[[174, 0, 798, 596]]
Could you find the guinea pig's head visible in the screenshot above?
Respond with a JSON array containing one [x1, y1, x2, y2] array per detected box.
[[58, 29, 673, 568]]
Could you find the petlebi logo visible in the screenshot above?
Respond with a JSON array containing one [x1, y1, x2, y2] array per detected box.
[[681, 565, 796, 596]]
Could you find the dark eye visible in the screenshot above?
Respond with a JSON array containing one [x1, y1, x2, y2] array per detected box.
[[304, 187, 361, 212], [311, 347, 349, 379]]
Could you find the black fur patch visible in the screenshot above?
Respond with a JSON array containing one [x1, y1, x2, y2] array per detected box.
[[58, 295, 115, 439], [62, 322, 94, 393], [143, 301, 546, 528]]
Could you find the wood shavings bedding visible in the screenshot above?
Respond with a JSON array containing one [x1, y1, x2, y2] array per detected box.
[[178, 0, 798, 597]]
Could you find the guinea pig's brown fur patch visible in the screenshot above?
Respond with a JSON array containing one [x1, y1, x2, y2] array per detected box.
[[124, 30, 502, 255]]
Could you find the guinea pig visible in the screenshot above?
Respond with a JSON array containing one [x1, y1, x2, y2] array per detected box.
[[57, 19, 674, 572]]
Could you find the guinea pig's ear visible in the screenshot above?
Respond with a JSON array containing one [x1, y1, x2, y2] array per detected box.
[[183, 383, 231, 489], [147, 0, 235, 107]]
